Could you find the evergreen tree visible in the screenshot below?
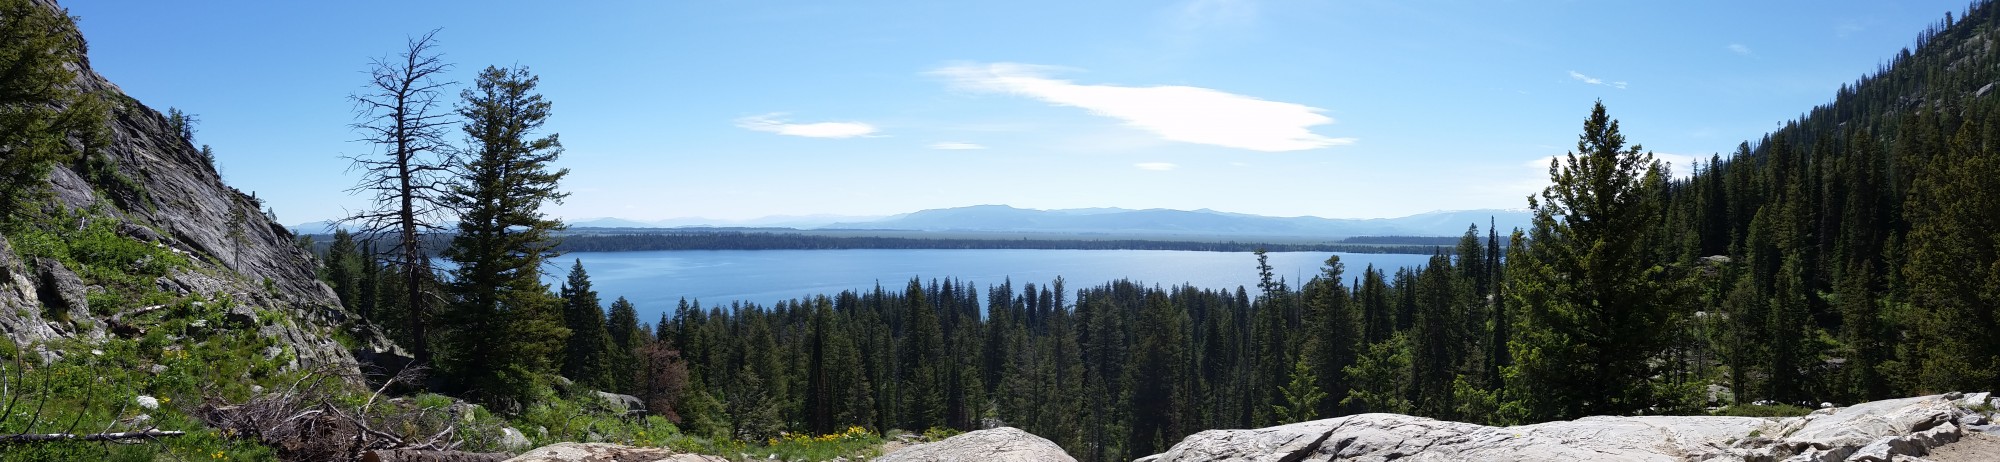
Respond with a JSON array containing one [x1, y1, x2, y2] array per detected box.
[[1358, 265, 1392, 345], [1901, 117, 2000, 392], [1303, 255, 1357, 416], [901, 278, 947, 430], [559, 260, 613, 389], [0, 0, 106, 220], [322, 229, 365, 314], [1506, 101, 1687, 420], [1409, 253, 1459, 417], [1273, 354, 1325, 424], [607, 296, 643, 394], [436, 64, 570, 407], [1127, 291, 1190, 456], [1344, 332, 1411, 414]]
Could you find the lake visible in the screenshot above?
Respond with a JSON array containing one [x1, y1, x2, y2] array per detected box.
[[538, 249, 1435, 324]]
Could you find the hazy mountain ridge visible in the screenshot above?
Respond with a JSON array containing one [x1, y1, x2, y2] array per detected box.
[[333, 205, 1530, 238], [820, 205, 1532, 237]]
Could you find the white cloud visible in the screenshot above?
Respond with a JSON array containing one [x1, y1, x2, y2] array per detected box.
[[1727, 43, 1752, 55], [1568, 71, 1627, 89], [1651, 152, 1700, 178], [736, 113, 878, 138], [1135, 162, 1179, 171], [1567, 71, 1601, 85], [930, 62, 1354, 152], [928, 142, 986, 150]]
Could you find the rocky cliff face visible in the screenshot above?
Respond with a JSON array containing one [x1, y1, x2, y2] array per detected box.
[[1139, 393, 1997, 462], [0, 0, 388, 372]]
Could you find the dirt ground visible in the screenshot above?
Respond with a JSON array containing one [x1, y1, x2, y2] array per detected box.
[[1925, 431, 2000, 462]]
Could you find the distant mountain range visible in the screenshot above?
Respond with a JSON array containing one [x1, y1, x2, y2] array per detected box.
[[821, 205, 1530, 238], [294, 206, 1531, 238]]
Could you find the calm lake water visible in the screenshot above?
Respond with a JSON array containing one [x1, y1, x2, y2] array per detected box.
[[538, 249, 1434, 323]]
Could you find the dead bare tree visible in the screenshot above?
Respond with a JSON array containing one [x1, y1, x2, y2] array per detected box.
[[342, 29, 457, 366]]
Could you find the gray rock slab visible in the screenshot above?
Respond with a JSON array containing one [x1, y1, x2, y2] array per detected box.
[[877, 427, 1076, 462]]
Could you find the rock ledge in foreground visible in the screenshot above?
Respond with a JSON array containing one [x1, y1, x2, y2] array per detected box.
[[877, 426, 1077, 462], [1140, 393, 1995, 462]]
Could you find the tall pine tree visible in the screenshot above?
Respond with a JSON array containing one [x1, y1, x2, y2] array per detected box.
[[560, 260, 613, 390], [437, 64, 570, 407], [1506, 101, 1687, 420]]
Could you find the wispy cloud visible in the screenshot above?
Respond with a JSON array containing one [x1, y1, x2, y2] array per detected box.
[[1727, 43, 1752, 55], [1567, 71, 1627, 89], [736, 113, 878, 138], [1172, 0, 1258, 31], [928, 142, 986, 150], [931, 62, 1354, 152], [1836, 21, 1863, 38], [1525, 152, 1697, 179], [1135, 162, 1179, 171]]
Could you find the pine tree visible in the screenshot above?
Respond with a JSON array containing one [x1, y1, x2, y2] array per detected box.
[[322, 229, 365, 314], [436, 64, 570, 407], [1358, 265, 1392, 345], [559, 260, 613, 389], [1273, 354, 1325, 424], [607, 296, 643, 394], [0, 0, 106, 220], [1343, 332, 1411, 414], [1409, 253, 1459, 417], [1506, 101, 1687, 420], [901, 279, 946, 430], [1902, 118, 2000, 392], [1127, 291, 1190, 456], [1304, 255, 1357, 416]]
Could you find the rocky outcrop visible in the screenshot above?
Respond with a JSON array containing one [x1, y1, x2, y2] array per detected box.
[[594, 391, 645, 416], [501, 443, 726, 462], [877, 427, 1077, 462], [0, 0, 389, 375], [1141, 394, 1996, 462]]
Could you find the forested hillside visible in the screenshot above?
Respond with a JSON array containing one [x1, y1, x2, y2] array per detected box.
[[1655, 2, 2000, 404]]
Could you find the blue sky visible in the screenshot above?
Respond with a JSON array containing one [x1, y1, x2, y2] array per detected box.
[[65, 0, 1961, 224]]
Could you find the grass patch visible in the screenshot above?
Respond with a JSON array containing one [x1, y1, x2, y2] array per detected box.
[[493, 387, 885, 461], [0, 335, 290, 461], [748, 426, 883, 460], [1713, 403, 1815, 418], [7, 210, 189, 321]]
